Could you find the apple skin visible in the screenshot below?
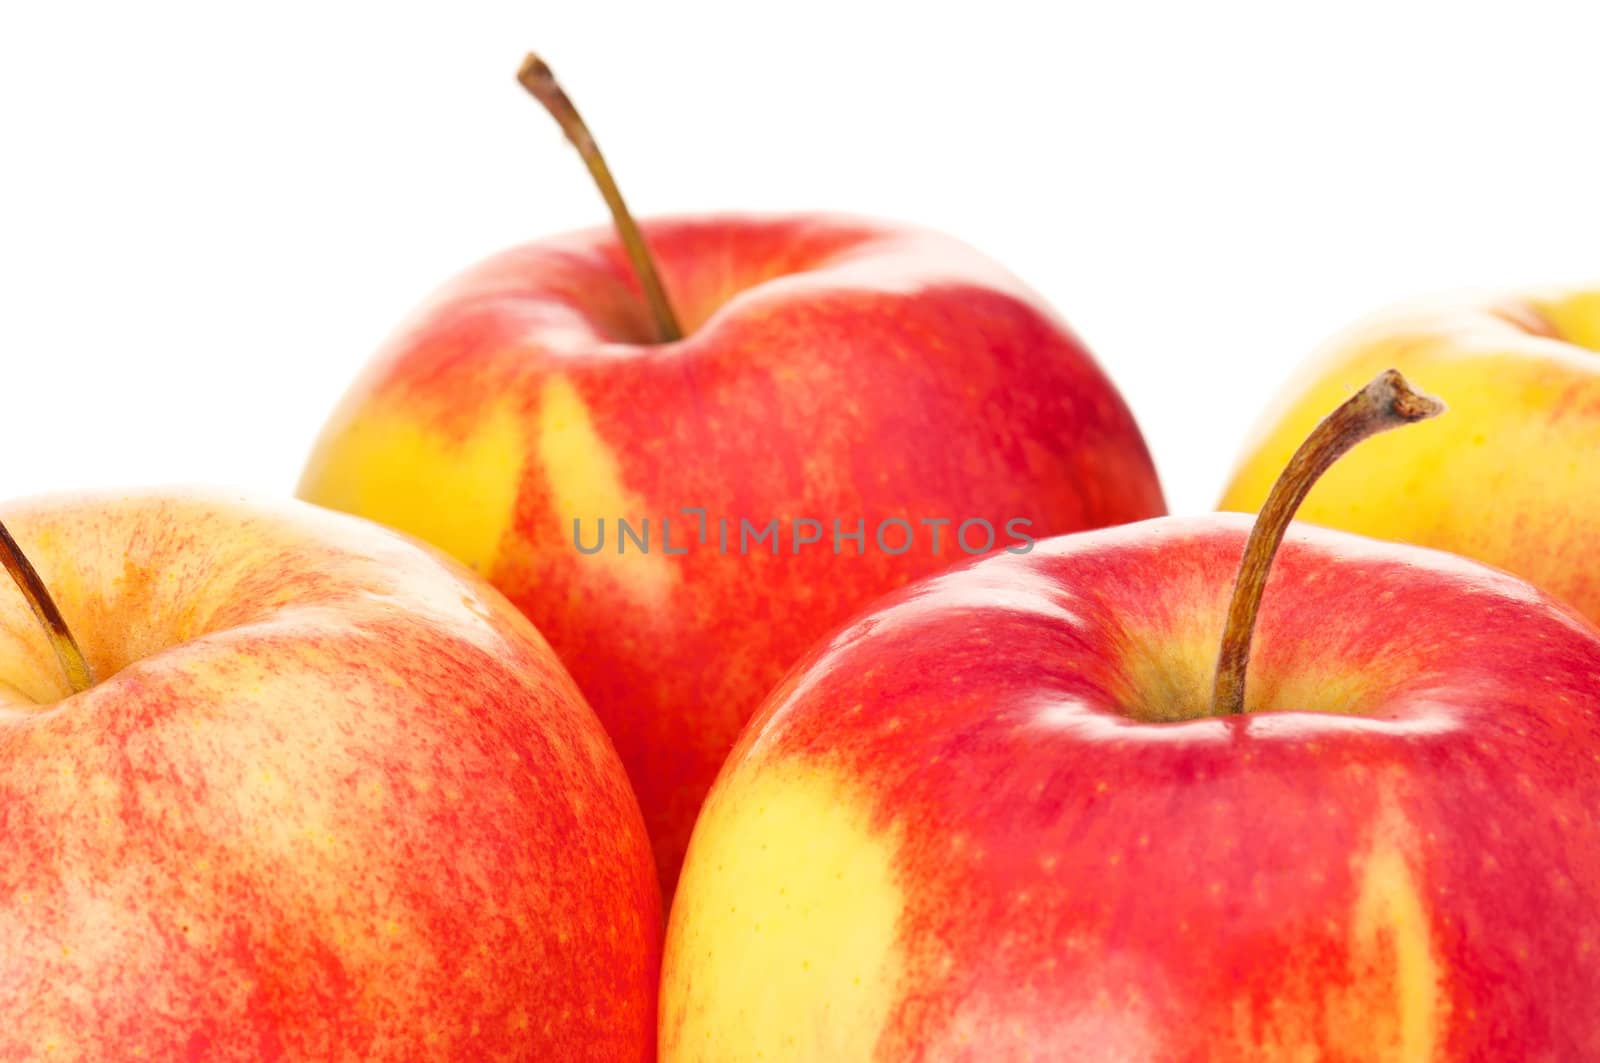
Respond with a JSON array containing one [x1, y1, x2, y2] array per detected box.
[[662, 515, 1600, 1060], [298, 213, 1166, 890], [1220, 287, 1600, 624], [0, 492, 659, 1060]]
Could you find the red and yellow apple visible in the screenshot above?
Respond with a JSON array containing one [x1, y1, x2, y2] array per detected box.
[[1221, 287, 1600, 621], [299, 58, 1164, 891], [662, 374, 1600, 1059], [0, 491, 659, 1059], [300, 222, 1164, 893]]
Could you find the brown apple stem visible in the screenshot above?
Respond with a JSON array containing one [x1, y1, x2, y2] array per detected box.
[[1211, 369, 1443, 716], [517, 53, 684, 344], [0, 518, 93, 694]]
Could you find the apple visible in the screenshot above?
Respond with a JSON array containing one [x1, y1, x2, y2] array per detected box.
[[662, 371, 1600, 1059], [298, 55, 1166, 890], [0, 491, 659, 1059], [1220, 286, 1600, 624]]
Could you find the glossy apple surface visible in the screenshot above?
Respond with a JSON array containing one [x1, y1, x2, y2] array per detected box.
[[1221, 287, 1600, 621], [663, 515, 1600, 1059], [0, 492, 659, 1060], [299, 213, 1165, 888]]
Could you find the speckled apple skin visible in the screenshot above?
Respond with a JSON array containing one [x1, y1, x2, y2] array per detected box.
[[664, 515, 1600, 1061], [299, 214, 1166, 891], [0, 491, 660, 1061]]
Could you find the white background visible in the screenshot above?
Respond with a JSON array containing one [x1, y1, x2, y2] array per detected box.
[[3, 1, 1597, 514]]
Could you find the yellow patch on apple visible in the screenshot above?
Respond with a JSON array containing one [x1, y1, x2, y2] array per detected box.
[[1348, 794, 1444, 1062], [1534, 290, 1600, 352], [662, 758, 905, 1059], [536, 376, 676, 610], [299, 403, 525, 577], [1229, 788, 1443, 1061]]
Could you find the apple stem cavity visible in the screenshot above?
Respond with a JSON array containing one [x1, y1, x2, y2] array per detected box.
[[518, 53, 685, 344], [0, 519, 93, 694], [1211, 369, 1443, 717]]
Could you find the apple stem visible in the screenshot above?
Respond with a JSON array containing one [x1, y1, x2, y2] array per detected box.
[[517, 53, 684, 344], [1211, 369, 1443, 716], [0, 519, 93, 694]]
